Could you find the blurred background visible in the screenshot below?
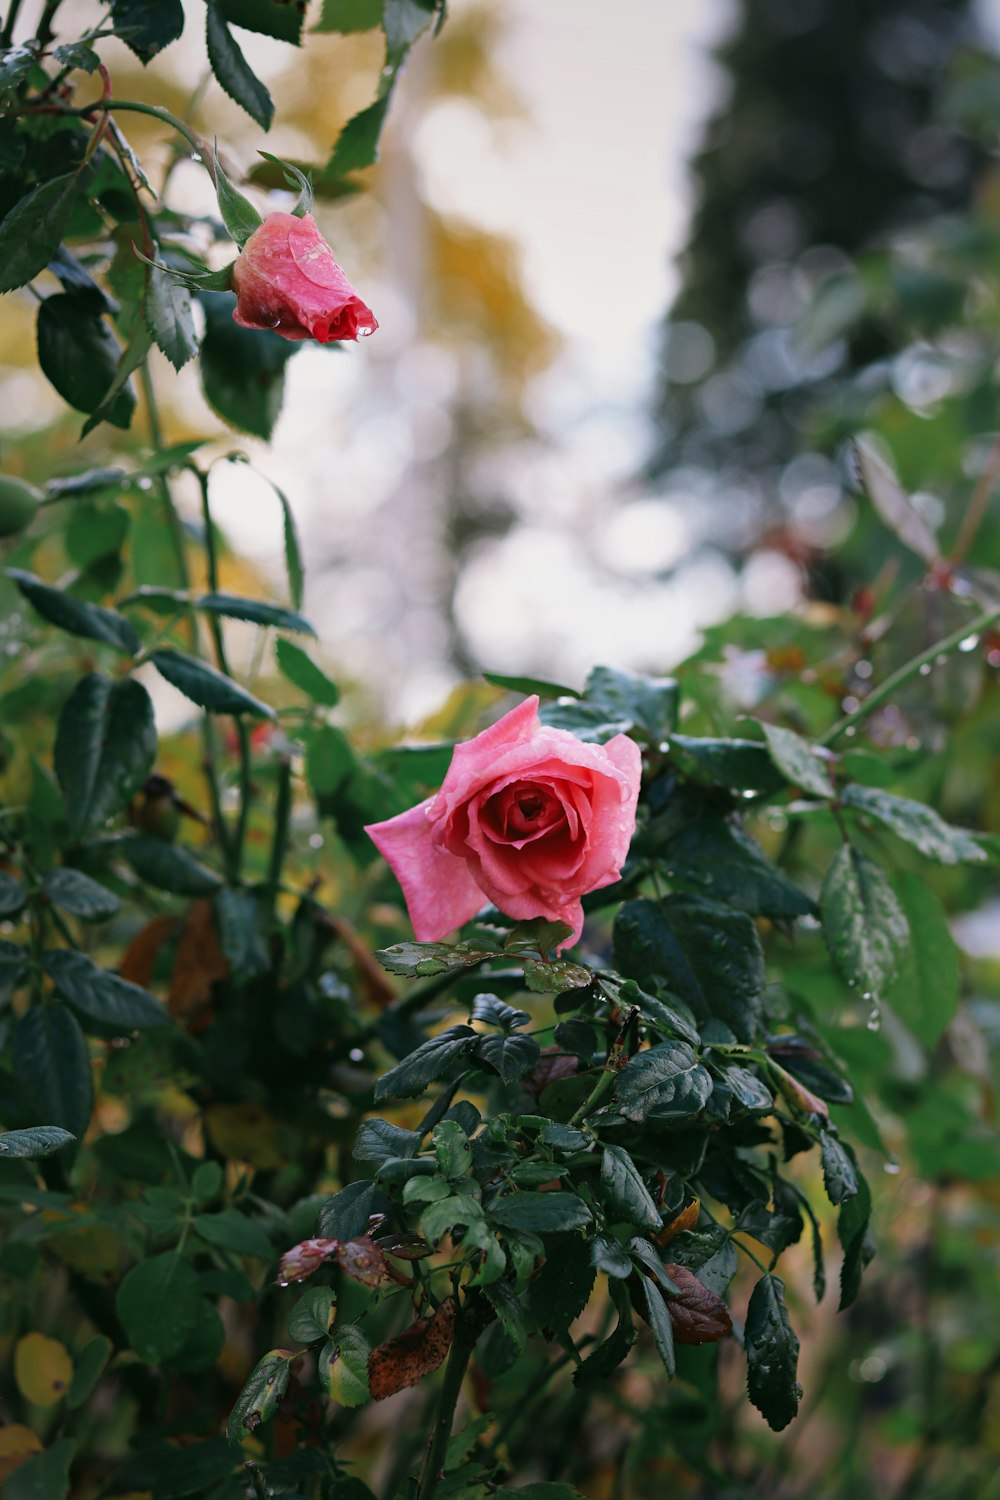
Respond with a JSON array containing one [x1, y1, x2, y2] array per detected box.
[[6, 0, 995, 727]]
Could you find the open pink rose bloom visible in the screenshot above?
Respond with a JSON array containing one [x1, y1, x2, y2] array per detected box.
[[365, 696, 642, 949], [231, 211, 377, 343]]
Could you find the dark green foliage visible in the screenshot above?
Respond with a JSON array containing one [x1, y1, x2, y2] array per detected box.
[[745, 1274, 801, 1431]]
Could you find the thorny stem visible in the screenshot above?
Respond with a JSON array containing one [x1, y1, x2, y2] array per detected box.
[[264, 757, 293, 917], [820, 605, 1000, 748], [416, 1310, 475, 1500], [192, 464, 254, 882], [140, 370, 236, 875]]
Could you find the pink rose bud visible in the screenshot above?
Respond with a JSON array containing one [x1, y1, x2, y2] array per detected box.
[[365, 696, 642, 950], [231, 212, 377, 344]]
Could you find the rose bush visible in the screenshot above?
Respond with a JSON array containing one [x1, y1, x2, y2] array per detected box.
[[231, 211, 378, 342], [365, 694, 642, 945]]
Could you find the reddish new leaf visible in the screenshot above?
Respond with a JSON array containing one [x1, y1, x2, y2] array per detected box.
[[368, 1296, 456, 1401], [336, 1238, 388, 1287], [277, 1238, 339, 1285], [663, 1264, 733, 1345]]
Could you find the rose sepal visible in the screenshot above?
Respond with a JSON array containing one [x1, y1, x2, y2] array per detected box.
[[257, 151, 314, 218], [133, 245, 235, 292], [213, 142, 263, 248]]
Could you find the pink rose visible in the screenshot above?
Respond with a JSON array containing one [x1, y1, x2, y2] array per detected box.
[[231, 212, 377, 343], [365, 697, 641, 949]]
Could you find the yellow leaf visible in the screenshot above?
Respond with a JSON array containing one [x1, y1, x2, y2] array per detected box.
[[0, 1424, 43, 1482], [14, 1333, 74, 1408]]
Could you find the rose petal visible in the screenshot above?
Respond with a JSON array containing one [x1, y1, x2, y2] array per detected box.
[[365, 800, 485, 941]]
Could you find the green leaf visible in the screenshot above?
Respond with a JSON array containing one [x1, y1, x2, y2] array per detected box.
[[317, 1181, 376, 1239], [541, 666, 677, 744], [640, 1274, 676, 1377], [206, 0, 274, 129], [8, 571, 139, 654], [0, 43, 38, 89], [276, 638, 340, 704], [375, 939, 497, 978], [117, 1252, 205, 1364], [0, 1126, 75, 1159], [614, 896, 765, 1041], [759, 722, 834, 800], [600, 1145, 662, 1230], [150, 647, 274, 718], [488, 1191, 592, 1234], [373, 1026, 477, 1102], [820, 845, 909, 995], [227, 1348, 293, 1440], [885, 872, 960, 1047], [198, 292, 296, 439], [662, 817, 815, 920], [0, 173, 80, 295], [306, 723, 355, 798], [330, 94, 393, 175], [319, 1325, 370, 1407], [590, 1234, 633, 1280], [37, 294, 136, 428], [841, 784, 988, 866], [121, 834, 222, 896], [194, 1208, 274, 1260], [217, 0, 305, 42], [819, 1132, 859, 1206], [470, 994, 530, 1030], [67, 1335, 112, 1409], [0, 871, 27, 916], [110, 0, 184, 59], [42, 868, 119, 922], [433, 1119, 472, 1181], [838, 1151, 874, 1310], [213, 145, 264, 248], [315, 0, 383, 31], [666, 733, 785, 792], [80, 321, 153, 439], [745, 1275, 801, 1431], [288, 1287, 336, 1343], [354, 1118, 422, 1165], [475, 1031, 541, 1085], [214, 887, 269, 980], [5, 1437, 76, 1500], [572, 1288, 635, 1386], [53, 42, 101, 73], [523, 957, 593, 994], [198, 591, 315, 635], [614, 1040, 713, 1124], [44, 950, 168, 1031], [54, 674, 156, 836], [383, 0, 437, 60], [13, 1003, 93, 1140], [483, 672, 579, 700], [718, 1063, 774, 1113], [145, 264, 198, 369], [0, 940, 28, 999], [527, 1234, 596, 1330]]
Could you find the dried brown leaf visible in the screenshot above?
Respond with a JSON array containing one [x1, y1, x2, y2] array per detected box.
[[168, 899, 228, 1020], [120, 915, 177, 987], [368, 1296, 456, 1401]]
